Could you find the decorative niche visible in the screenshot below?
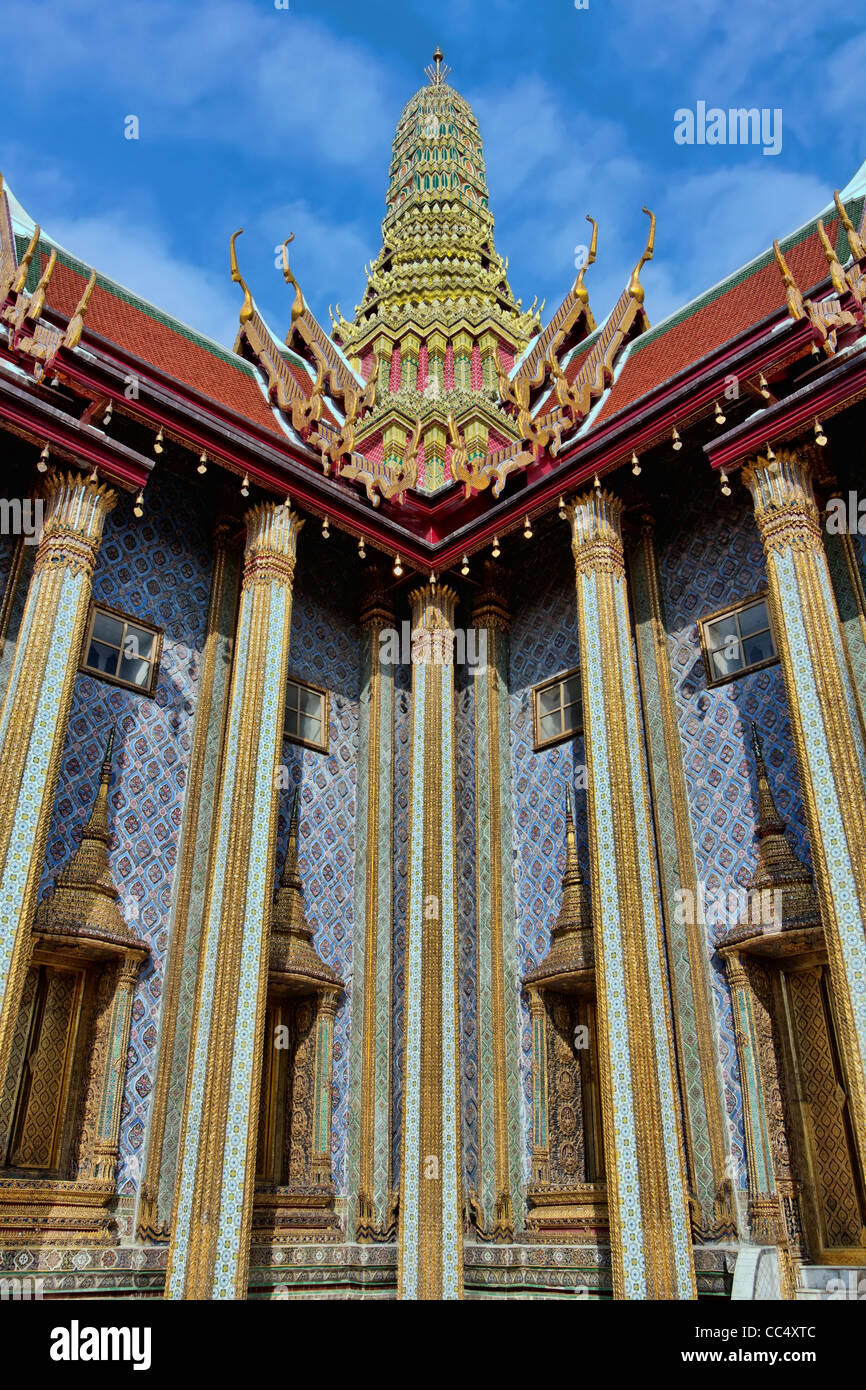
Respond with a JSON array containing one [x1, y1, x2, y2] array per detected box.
[[0, 731, 148, 1244]]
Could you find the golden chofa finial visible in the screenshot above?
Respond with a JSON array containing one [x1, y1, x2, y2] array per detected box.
[[24, 247, 56, 324], [834, 189, 866, 262], [816, 218, 850, 299], [10, 224, 41, 295], [773, 238, 805, 321], [229, 229, 254, 326], [574, 214, 598, 304], [63, 270, 97, 351], [627, 206, 655, 304], [280, 234, 306, 329]]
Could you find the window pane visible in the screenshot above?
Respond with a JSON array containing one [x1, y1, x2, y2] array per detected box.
[[299, 714, 322, 744], [706, 614, 738, 652], [285, 682, 300, 712], [86, 640, 120, 676], [562, 676, 582, 706], [538, 685, 561, 717], [91, 611, 123, 646], [122, 625, 155, 663], [562, 701, 581, 734], [539, 712, 561, 741], [118, 654, 152, 689], [738, 600, 769, 637], [298, 685, 322, 716], [285, 706, 299, 737], [711, 647, 741, 680], [742, 633, 772, 668]]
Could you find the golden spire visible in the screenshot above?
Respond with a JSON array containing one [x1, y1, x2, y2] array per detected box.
[[270, 790, 343, 989], [425, 46, 451, 86], [746, 723, 819, 924], [750, 722, 785, 838], [524, 788, 593, 987], [33, 729, 145, 951]]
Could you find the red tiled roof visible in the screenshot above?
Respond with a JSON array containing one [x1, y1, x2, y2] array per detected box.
[[46, 257, 287, 439], [593, 225, 834, 424]]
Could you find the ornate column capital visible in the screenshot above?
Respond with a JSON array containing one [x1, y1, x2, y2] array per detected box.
[[359, 565, 396, 632], [408, 582, 458, 666], [471, 561, 510, 632], [242, 502, 303, 589], [741, 446, 823, 552], [723, 949, 749, 993], [567, 488, 626, 576], [34, 470, 117, 577], [317, 988, 340, 1020], [527, 986, 546, 1018]]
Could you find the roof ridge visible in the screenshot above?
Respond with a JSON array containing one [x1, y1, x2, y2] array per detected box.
[[631, 198, 844, 355], [40, 237, 252, 372]]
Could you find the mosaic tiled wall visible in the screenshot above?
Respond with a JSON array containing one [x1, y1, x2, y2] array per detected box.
[[655, 467, 810, 1183], [40, 466, 215, 1195], [454, 623, 478, 1195], [271, 538, 361, 1196], [507, 533, 589, 1170], [392, 657, 410, 1187]]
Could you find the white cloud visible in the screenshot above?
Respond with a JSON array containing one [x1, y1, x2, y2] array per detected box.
[[250, 200, 379, 331], [3, 1, 399, 174], [48, 208, 242, 347], [645, 165, 830, 322]]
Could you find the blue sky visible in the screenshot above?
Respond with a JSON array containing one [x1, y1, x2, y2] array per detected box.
[[1, 0, 861, 349]]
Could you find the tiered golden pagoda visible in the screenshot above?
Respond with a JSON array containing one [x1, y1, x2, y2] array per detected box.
[[330, 47, 542, 492]]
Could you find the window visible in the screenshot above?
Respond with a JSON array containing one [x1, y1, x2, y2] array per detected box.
[[700, 594, 778, 686], [81, 604, 162, 695], [533, 667, 583, 751], [284, 677, 329, 752]]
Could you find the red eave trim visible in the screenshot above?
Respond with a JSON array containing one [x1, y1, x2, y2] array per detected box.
[[704, 341, 866, 472], [0, 368, 152, 491]]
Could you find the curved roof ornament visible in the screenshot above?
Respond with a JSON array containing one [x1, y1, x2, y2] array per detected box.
[[229, 228, 254, 326], [834, 188, 866, 262], [280, 233, 306, 330], [574, 214, 598, 305], [627, 206, 655, 304]]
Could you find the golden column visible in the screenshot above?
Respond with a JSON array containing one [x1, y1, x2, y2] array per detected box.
[[567, 488, 696, 1300], [741, 446, 866, 1178], [165, 501, 302, 1300], [401, 333, 420, 394], [0, 470, 116, 1089], [452, 332, 473, 391], [398, 583, 463, 1300], [374, 338, 393, 398]]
